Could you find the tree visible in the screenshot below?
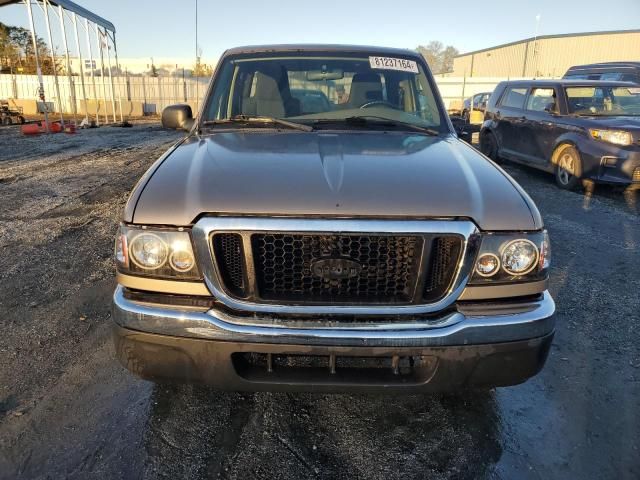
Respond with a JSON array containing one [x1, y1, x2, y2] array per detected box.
[[417, 41, 459, 74], [192, 59, 213, 78], [0, 21, 61, 74], [441, 46, 459, 74]]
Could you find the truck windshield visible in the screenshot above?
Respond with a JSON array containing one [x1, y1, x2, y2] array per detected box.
[[565, 86, 640, 116], [202, 53, 444, 130]]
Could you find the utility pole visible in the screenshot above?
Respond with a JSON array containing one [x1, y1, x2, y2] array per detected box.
[[195, 0, 199, 113], [533, 14, 541, 78]]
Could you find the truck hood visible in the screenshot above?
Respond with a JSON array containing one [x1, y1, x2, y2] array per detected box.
[[575, 116, 640, 144], [131, 131, 541, 231], [576, 115, 640, 132]]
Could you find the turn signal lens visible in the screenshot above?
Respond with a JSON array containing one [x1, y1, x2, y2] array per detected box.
[[115, 233, 128, 268], [501, 239, 539, 275], [539, 230, 551, 270]]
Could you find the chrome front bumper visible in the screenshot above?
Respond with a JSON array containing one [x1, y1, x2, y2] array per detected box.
[[112, 285, 555, 348]]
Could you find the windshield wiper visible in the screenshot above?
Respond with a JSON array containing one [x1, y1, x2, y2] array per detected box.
[[313, 116, 440, 136], [202, 115, 313, 132]]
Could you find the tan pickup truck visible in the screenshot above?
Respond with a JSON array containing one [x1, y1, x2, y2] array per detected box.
[[112, 44, 554, 392]]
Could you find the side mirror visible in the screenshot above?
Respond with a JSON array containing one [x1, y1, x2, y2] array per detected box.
[[457, 128, 472, 143], [161, 104, 194, 131]]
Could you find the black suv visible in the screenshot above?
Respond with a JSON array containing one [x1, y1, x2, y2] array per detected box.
[[480, 80, 640, 189], [564, 62, 640, 85]]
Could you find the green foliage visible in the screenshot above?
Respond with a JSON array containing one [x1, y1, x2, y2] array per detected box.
[[192, 59, 213, 78], [0, 21, 62, 75]]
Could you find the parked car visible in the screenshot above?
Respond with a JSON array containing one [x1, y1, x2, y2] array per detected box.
[[563, 62, 640, 85], [462, 91, 492, 122], [0, 100, 25, 125], [114, 44, 555, 393], [480, 79, 640, 189]]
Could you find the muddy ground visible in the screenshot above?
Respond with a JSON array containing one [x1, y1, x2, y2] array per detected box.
[[0, 123, 638, 480]]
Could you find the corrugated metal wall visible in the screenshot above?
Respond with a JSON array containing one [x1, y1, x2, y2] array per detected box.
[[1, 73, 515, 113], [452, 31, 640, 77], [0, 74, 209, 115]]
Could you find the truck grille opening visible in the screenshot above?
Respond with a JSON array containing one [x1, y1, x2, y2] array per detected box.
[[232, 352, 438, 385], [212, 233, 246, 297], [424, 236, 463, 302], [251, 233, 422, 304], [210, 231, 464, 306]]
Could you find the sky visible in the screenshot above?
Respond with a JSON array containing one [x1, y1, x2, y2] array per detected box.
[[1, 0, 639, 63]]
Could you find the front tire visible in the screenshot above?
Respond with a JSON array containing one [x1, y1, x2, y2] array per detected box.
[[480, 131, 499, 161], [554, 144, 582, 190]]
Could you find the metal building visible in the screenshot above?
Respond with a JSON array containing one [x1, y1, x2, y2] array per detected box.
[[452, 29, 640, 78]]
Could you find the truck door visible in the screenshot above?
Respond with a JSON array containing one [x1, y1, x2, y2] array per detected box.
[[521, 87, 565, 165], [494, 85, 528, 158]]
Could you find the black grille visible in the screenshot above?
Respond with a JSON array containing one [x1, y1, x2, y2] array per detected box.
[[424, 236, 463, 302], [212, 233, 246, 296], [250, 233, 423, 304]]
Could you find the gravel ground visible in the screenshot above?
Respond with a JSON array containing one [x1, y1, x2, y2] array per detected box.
[[0, 124, 638, 480]]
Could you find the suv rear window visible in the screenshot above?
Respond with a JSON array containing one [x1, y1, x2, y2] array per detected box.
[[500, 87, 527, 109]]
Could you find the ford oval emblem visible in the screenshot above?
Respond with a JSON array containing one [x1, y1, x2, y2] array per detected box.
[[311, 258, 362, 280]]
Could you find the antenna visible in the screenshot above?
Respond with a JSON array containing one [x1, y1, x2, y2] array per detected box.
[[195, 0, 199, 113]]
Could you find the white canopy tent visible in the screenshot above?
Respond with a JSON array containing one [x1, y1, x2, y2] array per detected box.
[[0, 0, 121, 130]]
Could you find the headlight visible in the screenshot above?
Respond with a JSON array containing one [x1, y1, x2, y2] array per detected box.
[[501, 239, 538, 275], [115, 224, 201, 279], [129, 233, 169, 270], [589, 129, 633, 146], [475, 253, 500, 277], [469, 230, 549, 284]]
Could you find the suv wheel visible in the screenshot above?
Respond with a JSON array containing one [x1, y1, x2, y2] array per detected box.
[[554, 144, 582, 190], [2, 116, 11, 126], [480, 131, 499, 161]]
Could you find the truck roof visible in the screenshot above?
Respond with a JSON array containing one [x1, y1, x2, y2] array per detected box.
[[222, 44, 421, 58], [565, 62, 640, 70], [498, 79, 638, 87]]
